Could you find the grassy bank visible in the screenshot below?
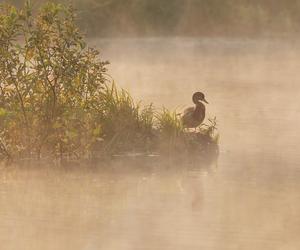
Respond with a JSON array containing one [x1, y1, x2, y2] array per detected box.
[[0, 2, 218, 164]]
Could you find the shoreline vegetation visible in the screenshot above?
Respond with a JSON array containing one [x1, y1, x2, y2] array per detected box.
[[0, 2, 219, 166]]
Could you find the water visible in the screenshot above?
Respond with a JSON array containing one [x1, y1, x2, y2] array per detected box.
[[1, 37, 300, 249]]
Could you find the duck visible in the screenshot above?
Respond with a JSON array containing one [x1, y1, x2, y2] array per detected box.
[[181, 92, 208, 129]]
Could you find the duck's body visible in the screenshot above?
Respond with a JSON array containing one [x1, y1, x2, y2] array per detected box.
[[181, 92, 208, 129], [182, 103, 206, 128]]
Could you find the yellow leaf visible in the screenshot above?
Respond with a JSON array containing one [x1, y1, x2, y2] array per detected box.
[[25, 48, 34, 61]]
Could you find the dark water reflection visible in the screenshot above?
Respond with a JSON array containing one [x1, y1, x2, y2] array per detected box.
[[1, 38, 300, 249]]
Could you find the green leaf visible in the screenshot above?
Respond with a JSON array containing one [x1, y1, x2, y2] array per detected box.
[[0, 108, 7, 117]]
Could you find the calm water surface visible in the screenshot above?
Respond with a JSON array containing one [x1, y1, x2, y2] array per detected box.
[[1, 38, 300, 250]]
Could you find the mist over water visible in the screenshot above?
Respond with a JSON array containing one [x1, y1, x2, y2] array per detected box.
[[1, 37, 300, 249]]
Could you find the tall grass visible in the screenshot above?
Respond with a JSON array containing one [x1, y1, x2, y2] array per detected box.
[[95, 82, 155, 154]]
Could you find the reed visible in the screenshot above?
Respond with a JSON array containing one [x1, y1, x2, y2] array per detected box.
[[94, 82, 155, 154]]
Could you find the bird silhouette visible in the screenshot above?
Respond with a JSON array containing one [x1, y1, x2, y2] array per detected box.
[[181, 92, 208, 129]]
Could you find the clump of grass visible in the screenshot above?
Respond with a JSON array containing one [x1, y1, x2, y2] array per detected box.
[[155, 108, 219, 156], [156, 108, 183, 138], [155, 108, 183, 153], [187, 117, 219, 153], [200, 117, 219, 143], [92, 82, 155, 155]]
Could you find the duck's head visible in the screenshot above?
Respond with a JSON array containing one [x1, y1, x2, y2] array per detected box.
[[192, 92, 208, 104]]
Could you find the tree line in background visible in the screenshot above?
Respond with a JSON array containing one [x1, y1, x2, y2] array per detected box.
[[5, 0, 300, 37]]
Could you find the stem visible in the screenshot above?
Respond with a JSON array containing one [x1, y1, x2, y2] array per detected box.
[[0, 139, 11, 160], [37, 45, 57, 119], [8, 71, 29, 129]]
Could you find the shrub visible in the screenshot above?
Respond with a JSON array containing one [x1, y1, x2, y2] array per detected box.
[[0, 2, 108, 159]]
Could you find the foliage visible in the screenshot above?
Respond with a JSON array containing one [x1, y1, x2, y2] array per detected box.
[[0, 2, 219, 163], [0, 2, 108, 159], [95, 82, 155, 154], [200, 117, 219, 143], [156, 108, 183, 138]]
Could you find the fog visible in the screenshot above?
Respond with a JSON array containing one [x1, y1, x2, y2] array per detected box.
[[7, 0, 300, 37], [1, 37, 300, 249]]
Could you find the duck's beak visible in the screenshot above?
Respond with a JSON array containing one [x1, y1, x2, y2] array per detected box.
[[203, 98, 209, 104]]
